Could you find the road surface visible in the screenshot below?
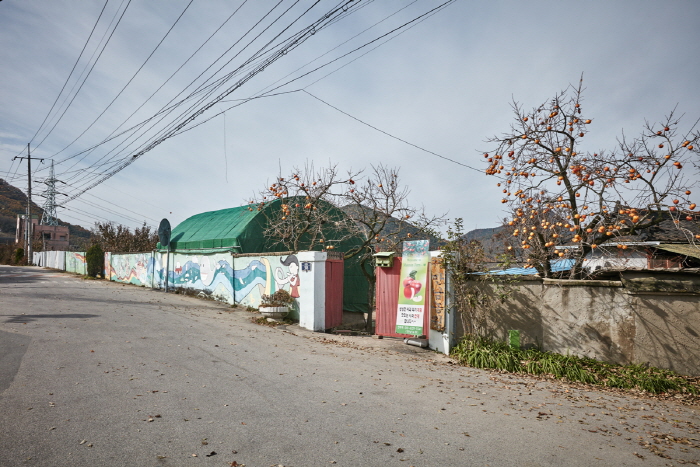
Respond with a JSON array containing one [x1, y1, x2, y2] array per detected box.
[[1, 265, 698, 466]]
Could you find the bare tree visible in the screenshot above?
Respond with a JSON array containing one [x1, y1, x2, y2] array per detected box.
[[91, 222, 158, 252], [251, 162, 444, 330], [484, 79, 700, 278]]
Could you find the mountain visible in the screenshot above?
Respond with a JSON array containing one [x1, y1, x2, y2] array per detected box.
[[340, 203, 444, 250], [0, 178, 91, 246], [463, 225, 509, 260]]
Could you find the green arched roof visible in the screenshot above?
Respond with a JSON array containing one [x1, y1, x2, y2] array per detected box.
[[163, 204, 264, 251]]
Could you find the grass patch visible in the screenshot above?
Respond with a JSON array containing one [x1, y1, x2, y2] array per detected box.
[[451, 335, 699, 395]]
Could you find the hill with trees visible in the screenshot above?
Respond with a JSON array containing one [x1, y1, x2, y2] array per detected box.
[[0, 178, 91, 247]]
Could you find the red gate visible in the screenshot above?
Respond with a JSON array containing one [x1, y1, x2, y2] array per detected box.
[[324, 257, 344, 329], [375, 257, 430, 338]]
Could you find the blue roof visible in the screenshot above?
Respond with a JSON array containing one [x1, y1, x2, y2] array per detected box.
[[484, 259, 574, 276]]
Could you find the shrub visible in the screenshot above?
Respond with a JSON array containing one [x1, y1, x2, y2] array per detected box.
[[13, 247, 24, 265], [259, 289, 294, 308], [85, 244, 104, 278]]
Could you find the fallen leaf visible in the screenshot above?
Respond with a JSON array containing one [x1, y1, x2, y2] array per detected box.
[[205, 451, 217, 457]]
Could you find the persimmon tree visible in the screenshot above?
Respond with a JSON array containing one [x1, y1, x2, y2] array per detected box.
[[251, 162, 443, 330], [248, 163, 358, 252], [484, 80, 700, 279]]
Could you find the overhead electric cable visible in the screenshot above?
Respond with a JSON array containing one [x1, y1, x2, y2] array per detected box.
[[303, 89, 484, 173], [55, 0, 296, 186], [58, 1, 459, 202], [32, 0, 133, 152], [49, 0, 194, 159], [51, 0, 251, 172], [28, 0, 110, 146], [178, 1, 456, 136], [71, 197, 151, 225], [52, 0, 285, 171], [63, 0, 357, 198], [83, 191, 159, 223]]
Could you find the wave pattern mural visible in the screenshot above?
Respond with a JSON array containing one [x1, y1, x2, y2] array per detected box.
[[106, 252, 300, 311]]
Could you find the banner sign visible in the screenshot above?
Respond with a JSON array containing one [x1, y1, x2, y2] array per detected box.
[[395, 240, 429, 335]]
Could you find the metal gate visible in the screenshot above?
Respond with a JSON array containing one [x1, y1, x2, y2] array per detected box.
[[375, 257, 430, 338], [324, 256, 344, 329]]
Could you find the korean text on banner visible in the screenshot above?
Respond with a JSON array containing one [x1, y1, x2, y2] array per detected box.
[[395, 240, 429, 335]]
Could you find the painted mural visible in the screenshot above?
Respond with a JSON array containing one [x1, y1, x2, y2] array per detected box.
[[233, 254, 301, 314], [161, 252, 235, 303], [106, 251, 302, 313], [65, 252, 87, 275], [107, 252, 154, 286]]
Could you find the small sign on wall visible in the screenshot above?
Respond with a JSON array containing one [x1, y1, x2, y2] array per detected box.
[[430, 258, 446, 332], [301, 261, 312, 272]]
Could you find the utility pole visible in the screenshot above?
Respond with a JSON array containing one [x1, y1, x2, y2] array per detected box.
[[14, 144, 43, 262]]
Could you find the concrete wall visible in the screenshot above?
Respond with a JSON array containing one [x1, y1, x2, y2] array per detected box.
[[65, 252, 86, 275], [103, 250, 334, 331], [32, 250, 65, 270], [454, 272, 700, 375]]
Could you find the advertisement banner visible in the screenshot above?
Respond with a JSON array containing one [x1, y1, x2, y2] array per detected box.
[[395, 240, 429, 335]]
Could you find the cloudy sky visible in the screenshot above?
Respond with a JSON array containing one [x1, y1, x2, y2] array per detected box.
[[1, 0, 699, 235]]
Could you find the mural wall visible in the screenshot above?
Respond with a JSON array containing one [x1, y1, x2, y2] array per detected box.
[[150, 252, 235, 304], [65, 252, 87, 275], [31, 249, 336, 331], [148, 252, 304, 316], [107, 252, 154, 287], [233, 254, 303, 318], [117, 251, 307, 317]]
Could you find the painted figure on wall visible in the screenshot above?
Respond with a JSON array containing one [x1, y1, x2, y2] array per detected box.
[[275, 254, 300, 298]]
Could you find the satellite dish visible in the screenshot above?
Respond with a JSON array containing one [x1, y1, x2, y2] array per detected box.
[[158, 218, 171, 247]]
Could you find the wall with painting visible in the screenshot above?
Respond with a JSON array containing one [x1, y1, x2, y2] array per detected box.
[[46, 249, 338, 332], [232, 251, 329, 327], [105, 252, 155, 287], [150, 251, 235, 304], [65, 252, 87, 275]]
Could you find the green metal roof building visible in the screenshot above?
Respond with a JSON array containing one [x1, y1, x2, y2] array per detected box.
[[160, 200, 369, 313]]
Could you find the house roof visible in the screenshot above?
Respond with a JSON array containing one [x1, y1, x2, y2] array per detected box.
[[164, 204, 263, 251], [485, 259, 574, 276], [615, 212, 699, 243], [657, 243, 700, 260]]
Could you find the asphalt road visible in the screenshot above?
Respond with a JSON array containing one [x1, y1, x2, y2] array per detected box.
[[1, 264, 699, 467]]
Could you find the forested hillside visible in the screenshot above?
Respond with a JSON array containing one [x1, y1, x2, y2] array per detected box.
[[0, 178, 91, 245]]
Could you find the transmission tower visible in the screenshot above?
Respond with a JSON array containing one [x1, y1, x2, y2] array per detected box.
[[40, 160, 60, 226]]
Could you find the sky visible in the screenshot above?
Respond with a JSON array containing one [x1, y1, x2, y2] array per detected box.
[[1, 0, 699, 236]]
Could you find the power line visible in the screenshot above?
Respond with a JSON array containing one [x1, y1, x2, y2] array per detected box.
[[303, 89, 484, 173], [32, 0, 133, 152], [83, 191, 159, 223], [50, 0, 195, 158], [51, 0, 287, 173], [50, 0, 252, 175], [53, 0, 300, 189], [69, 197, 155, 226], [178, 1, 457, 137], [28, 0, 110, 147], [62, 1, 362, 200]]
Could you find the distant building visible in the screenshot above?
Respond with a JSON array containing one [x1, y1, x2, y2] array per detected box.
[[16, 214, 69, 251]]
